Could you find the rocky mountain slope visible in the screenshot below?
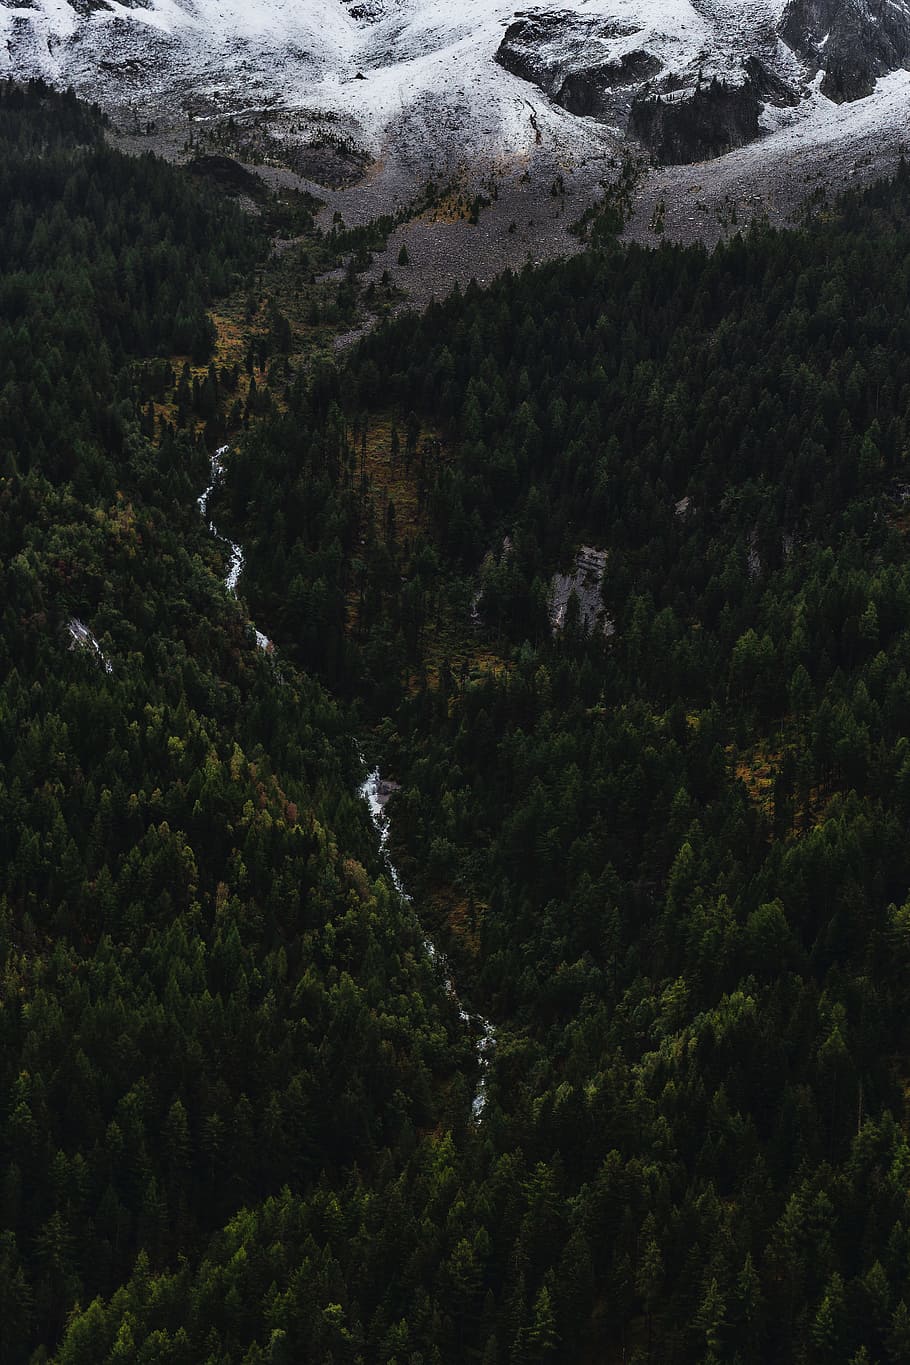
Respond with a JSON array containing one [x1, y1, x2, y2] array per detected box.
[[496, 0, 910, 162], [3, 0, 910, 171], [782, 0, 910, 101]]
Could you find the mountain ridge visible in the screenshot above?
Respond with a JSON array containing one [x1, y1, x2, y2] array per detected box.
[[4, 0, 910, 170]]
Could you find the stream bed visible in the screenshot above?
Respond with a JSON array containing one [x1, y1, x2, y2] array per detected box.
[[359, 767, 495, 1119], [199, 446, 493, 1116], [199, 445, 271, 651]]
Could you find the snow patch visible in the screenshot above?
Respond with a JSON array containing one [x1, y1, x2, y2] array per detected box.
[[5, 0, 908, 177]]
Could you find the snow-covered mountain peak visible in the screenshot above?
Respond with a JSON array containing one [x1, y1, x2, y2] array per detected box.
[[3, 0, 910, 174]]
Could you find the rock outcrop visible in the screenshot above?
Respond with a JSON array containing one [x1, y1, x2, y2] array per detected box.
[[780, 0, 910, 102], [549, 546, 613, 637], [4, 0, 910, 178], [629, 60, 796, 165], [495, 0, 910, 166], [629, 76, 762, 165], [495, 10, 804, 164], [495, 13, 659, 121]]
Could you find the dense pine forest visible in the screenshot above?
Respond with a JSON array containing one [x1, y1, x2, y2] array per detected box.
[[7, 77, 910, 1364], [0, 83, 470, 1364]]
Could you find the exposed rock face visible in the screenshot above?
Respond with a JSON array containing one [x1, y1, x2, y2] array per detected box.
[[494, 0, 910, 166], [743, 55, 800, 109], [780, 0, 910, 102], [494, 10, 804, 164], [4, 0, 910, 180], [187, 154, 269, 201], [495, 13, 659, 120], [557, 50, 661, 116], [630, 76, 762, 165], [67, 0, 114, 14], [628, 59, 796, 165], [549, 546, 613, 637], [291, 142, 370, 189]]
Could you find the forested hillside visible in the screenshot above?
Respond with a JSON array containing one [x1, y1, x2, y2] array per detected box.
[[9, 77, 910, 1365], [0, 83, 470, 1364], [208, 169, 910, 1362]]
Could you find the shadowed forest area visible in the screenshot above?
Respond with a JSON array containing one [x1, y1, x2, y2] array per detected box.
[[7, 79, 910, 1365]]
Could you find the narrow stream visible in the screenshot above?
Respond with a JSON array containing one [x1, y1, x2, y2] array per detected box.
[[198, 445, 272, 651], [359, 767, 495, 1119], [199, 446, 494, 1117]]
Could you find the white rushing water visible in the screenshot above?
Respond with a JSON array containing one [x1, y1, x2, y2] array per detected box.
[[67, 617, 113, 673], [197, 449, 492, 1111], [359, 766, 495, 1119], [199, 445, 272, 651]]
